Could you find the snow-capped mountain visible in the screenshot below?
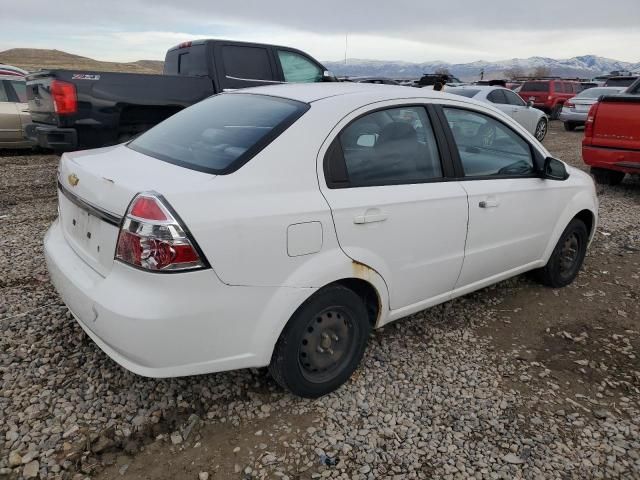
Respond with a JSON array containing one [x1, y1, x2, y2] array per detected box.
[[324, 54, 640, 81]]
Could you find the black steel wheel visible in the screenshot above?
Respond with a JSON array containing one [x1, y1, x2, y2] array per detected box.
[[535, 218, 588, 288], [269, 285, 371, 398]]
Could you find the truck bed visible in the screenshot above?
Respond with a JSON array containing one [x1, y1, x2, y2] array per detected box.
[[26, 69, 214, 149]]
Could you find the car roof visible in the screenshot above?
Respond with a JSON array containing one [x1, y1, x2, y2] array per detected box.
[[0, 74, 25, 81], [448, 85, 502, 91], [235, 82, 471, 104]]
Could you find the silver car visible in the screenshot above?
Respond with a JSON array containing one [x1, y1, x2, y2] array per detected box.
[[0, 74, 33, 148], [560, 86, 625, 131], [446, 85, 549, 141]]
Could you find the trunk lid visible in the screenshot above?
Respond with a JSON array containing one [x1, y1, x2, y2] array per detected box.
[[57, 145, 215, 276]]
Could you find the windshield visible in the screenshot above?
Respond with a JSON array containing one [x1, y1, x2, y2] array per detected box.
[[447, 88, 480, 98], [129, 93, 309, 174], [521, 82, 549, 92], [577, 87, 624, 99]]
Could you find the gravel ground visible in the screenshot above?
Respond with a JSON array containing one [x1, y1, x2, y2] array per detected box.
[[1, 122, 639, 480]]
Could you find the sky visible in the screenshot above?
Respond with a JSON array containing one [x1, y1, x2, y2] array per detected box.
[[1, 0, 639, 64]]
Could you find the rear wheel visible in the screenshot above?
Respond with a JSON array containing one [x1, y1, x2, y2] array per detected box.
[[535, 218, 588, 288], [550, 105, 562, 120], [563, 121, 576, 132], [591, 167, 625, 186], [534, 118, 548, 141], [269, 286, 371, 398]]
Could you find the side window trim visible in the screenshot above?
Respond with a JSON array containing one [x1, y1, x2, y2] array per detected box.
[[432, 103, 544, 180], [323, 103, 455, 189]]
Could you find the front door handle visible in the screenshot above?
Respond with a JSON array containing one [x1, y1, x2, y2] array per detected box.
[[479, 199, 499, 208], [354, 210, 388, 224]]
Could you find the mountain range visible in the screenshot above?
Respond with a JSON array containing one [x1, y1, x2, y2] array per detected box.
[[1, 48, 638, 82], [323, 55, 640, 81]]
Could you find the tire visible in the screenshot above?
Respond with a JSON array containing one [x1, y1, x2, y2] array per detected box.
[[563, 122, 576, 132], [590, 167, 625, 186], [269, 285, 371, 398], [534, 118, 548, 141], [550, 105, 562, 120], [535, 219, 588, 288]]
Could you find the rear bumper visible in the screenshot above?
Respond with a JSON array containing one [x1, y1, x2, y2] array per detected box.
[[44, 219, 312, 377], [26, 123, 77, 150], [582, 145, 640, 173], [559, 110, 587, 124]]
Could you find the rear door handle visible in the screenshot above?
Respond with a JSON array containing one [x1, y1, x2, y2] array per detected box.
[[479, 199, 499, 208], [354, 211, 388, 224]]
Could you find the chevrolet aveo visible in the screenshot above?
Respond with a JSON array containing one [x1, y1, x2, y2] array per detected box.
[[45, 83, 598, 398]]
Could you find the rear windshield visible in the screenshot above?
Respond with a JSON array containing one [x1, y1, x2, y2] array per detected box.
[[447, 88, 480, 98], [577, 87, 623, 98], [129, 93, 309, 174], [604, 77, 638, 87], [521, 82, 549, 92]]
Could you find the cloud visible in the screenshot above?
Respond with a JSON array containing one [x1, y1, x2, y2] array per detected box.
[[1, 0, 639, 63]]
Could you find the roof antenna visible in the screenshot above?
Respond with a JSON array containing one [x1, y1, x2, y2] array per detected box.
[[344, 33, 348, 65]]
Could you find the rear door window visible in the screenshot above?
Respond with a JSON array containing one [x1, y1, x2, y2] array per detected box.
[[129, 93, 308, 174], [221, 46, 275, 81], [277, 50, 323, 83], [333, 106, 443, 187], [8, 81, 27, 103], [0, 82, 9, 102]]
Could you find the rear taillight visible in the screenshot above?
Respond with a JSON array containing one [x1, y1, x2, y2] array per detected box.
[[564, 101, 575, 109], [548, 96, 553, 101], [51, 80, 77, 115], [115, 193, 207, 272], [584, 102, 600, 141]]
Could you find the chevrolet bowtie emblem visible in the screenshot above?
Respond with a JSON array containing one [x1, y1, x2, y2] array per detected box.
[[68, 173, 79, 187]]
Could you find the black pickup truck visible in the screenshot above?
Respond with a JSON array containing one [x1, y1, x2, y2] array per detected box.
[[26, 39, 332, 151]]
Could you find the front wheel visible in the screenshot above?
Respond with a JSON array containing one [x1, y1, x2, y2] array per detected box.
[[269, 286, 371, 398], [534, 118, 548, 141], [535, 218, 588, 288]]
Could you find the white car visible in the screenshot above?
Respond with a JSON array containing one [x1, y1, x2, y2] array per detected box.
[[45, 83, 598, 398], [446, 85, 549, 142]]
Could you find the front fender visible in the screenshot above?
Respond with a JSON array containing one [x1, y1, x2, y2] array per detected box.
[[542, 186, 598, 262]]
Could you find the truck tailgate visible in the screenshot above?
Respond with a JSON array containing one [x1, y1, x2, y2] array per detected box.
[[590, 96, 640, 150]]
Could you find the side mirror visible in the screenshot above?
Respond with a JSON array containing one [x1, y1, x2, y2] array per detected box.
[[322, 70, 336, 82], [542, 157, 569, 180], [527, 100, 534, 108]]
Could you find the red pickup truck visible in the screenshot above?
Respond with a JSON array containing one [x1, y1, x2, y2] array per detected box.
[[582, 79, 640, 185]]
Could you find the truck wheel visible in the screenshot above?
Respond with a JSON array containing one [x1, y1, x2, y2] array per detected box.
[[534, 118, 548, 141], [563, 122, 576, 132], [550, 105, 562, 120], [269, 285, 371, 398], [535, 218, 588, 288], [591, 167, 625, 186]]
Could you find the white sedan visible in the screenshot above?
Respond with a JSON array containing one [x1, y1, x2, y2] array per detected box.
[[45, 83, 597, 398], [446, 85, 549, 142]]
